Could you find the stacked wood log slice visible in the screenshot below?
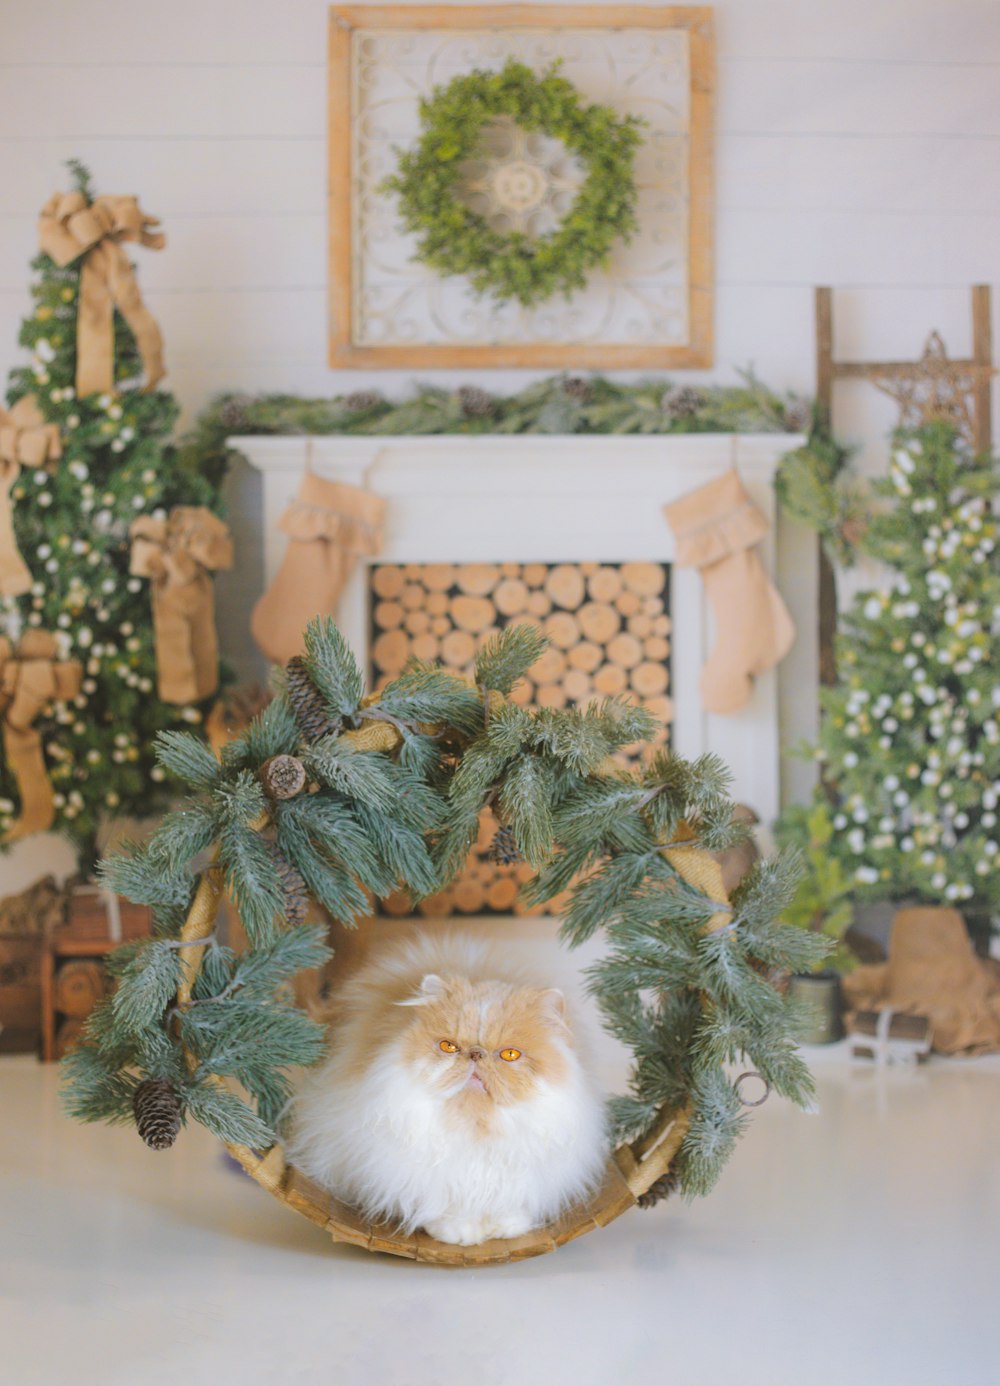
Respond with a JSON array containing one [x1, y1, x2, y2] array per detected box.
[[370, 560, 673, 918]]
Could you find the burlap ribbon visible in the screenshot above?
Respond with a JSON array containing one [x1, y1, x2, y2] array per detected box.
[[0, 631, 83, 840], [129, 506, 233, 705], [38, 189, 166, 397], [0, 395, 63, 598]]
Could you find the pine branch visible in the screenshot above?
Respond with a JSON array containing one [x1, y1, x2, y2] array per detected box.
[[475, 624, 548, 694], [241, 695, 302, 764], [218, 822, 285, 945], [498, 755, 555, 868], [303, 616, 364, 718], [110, 941, 182, 1036], [154, 731, 222, 789], [183, 1080, 273, 1149], [376, 662, 484, 737]]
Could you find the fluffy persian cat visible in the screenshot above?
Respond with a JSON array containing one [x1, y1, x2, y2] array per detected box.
[[284, 933, 608, 1246]]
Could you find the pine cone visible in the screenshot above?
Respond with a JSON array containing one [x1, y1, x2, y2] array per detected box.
[[661, 385, 704, 420], [344, 390, 382, 412], [488, 823, 523, 866], [285, 656, 339, 742], [260, 753, 307, 800], [637, 1169, 679, 1209], [218, 393, 254, 430], [562, 376, 593, 403], [263, 840, 309, 926], [782, 399, 812, 433], [133, 1077, 182, 1151], [458, 385, 498, 419]]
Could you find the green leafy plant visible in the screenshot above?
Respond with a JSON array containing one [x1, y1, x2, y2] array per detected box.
[[775, 803, 857, 973], [380, 60, 644, 307]]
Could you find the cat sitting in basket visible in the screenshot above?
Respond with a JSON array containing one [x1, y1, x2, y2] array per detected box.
[[285, 933, 608, 1247]]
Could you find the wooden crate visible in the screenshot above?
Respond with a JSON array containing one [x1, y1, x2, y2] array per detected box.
[[40, 887, 153, 1062], [0, 979, 43, 1054], [0, 877, 67, 1055]]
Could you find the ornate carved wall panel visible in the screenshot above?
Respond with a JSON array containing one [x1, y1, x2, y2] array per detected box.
[[328, 5, 715, 368]]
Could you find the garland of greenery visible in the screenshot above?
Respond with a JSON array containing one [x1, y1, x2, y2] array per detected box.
[[64, 618, 825, 1204], [379, 60, 644, 307], [179, 371, 816, 494]]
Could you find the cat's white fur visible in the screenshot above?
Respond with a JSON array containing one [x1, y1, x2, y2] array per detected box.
[[284, 933, 608, 1245]]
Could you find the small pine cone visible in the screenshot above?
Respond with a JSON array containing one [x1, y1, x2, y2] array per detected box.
[[218, 393, 254, 430], [562, 376, 593, 403], [488, 823, 523, 866], [263, 841, 309, 926], [637, 1169, 679, 1209], [458, 385, 498, 419], [782, 398, 812, 434], [344, 390, 382, 412], [285, 656, 339, 742], [133, 1077, 182, 1151], [260, 753, 307, 800], [661, 385, 704, 420]]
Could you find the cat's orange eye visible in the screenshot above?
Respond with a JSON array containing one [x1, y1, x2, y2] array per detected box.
[[499, 1048, 522, 1062], [438, 1040, 459, 1054]]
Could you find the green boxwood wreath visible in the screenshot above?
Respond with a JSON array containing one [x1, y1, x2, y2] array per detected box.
[[380, 59, 645, 308], [63, 620, 826, 1265]]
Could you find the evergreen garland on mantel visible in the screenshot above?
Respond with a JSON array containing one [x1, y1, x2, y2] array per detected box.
[[179, 372, 815, 493], [63, 618, 826, 1199]]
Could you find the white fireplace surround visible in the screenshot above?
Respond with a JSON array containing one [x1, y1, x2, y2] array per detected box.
[[235, 433, 807, 827]]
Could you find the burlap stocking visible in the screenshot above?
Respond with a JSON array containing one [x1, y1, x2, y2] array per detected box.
[[251, 470, 386, 665], [664, 468, 794, 715]]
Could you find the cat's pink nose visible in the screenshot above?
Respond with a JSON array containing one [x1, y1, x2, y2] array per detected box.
[[468, 1047, 484, 1062]]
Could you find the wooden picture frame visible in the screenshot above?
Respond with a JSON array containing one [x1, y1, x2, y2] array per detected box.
[[328, 4, 715, 369]]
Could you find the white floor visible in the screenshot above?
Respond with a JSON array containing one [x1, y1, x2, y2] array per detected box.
[[2, 1047, 999, 1386]]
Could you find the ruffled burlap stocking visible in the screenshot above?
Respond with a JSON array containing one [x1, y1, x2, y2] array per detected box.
[[664, 468, 794, 715], [251, 470, 386, 665]]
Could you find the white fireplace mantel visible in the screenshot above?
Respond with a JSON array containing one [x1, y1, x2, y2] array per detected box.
[[234, 432, 808, 827]]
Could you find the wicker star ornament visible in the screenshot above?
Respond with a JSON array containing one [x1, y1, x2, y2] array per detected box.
[[872, 331, 996, 445]]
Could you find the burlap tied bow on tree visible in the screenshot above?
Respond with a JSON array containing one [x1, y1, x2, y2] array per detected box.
[[0, 395, 63, 597], [38, 189, 166, 398], [0, 630, 82, 840], [129, 506, 233, 705]]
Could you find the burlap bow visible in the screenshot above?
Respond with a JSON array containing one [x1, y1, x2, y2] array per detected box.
[[0, 630, 83, 840], [0, 394, 62, 471], [38, 189, 166, 398], [0, 395, 63, 597], [130, 506, 233, 705]]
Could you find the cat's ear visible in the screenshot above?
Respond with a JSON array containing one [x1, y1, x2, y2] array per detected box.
[[537, 988, 566, 1021], [397, 973, 447, 1007]]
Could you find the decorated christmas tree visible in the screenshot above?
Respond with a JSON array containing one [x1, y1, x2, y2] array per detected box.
[[0, 161, 226, 870], [806, 422, 999, 938]]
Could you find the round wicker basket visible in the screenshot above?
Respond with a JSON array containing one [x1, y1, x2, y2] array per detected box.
[[172, 707, 733, 1265]]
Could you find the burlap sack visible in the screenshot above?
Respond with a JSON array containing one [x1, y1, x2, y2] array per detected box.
[[842, 906, 1000, 1055]]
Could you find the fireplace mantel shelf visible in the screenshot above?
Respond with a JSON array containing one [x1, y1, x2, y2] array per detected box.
[[234, 432, 806, 826]]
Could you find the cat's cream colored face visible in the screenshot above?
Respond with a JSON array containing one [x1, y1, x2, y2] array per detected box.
[[401, 973, 570, 1108]]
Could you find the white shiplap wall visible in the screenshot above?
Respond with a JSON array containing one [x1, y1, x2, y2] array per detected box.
[[0, 0, 998, 882]]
